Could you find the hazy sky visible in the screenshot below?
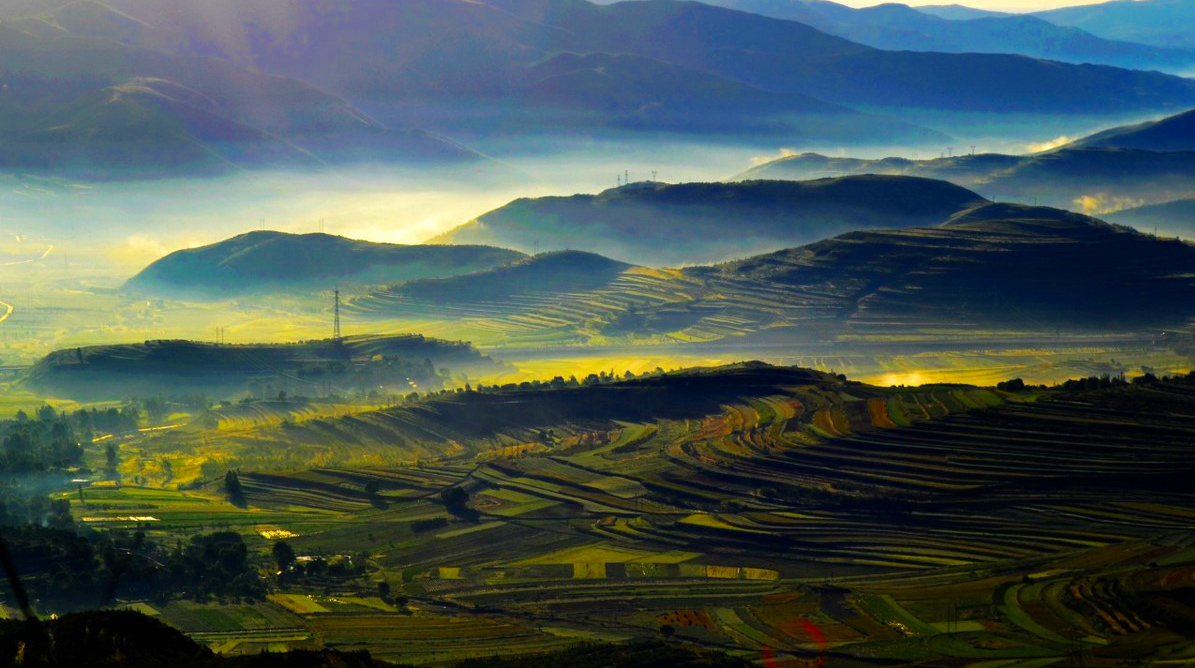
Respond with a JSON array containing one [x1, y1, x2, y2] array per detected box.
[[836, 0, 1108, 12]]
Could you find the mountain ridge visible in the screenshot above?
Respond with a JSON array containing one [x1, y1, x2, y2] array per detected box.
[[125, 231, 527, 297], [434, 175, 989, 265]]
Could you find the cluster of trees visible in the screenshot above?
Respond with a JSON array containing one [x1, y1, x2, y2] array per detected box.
[[0, 402, 153, 474], [1058, 374, 1129, 391], [1000, 370, 1195, 393], [73, 405, 141, 437], [271, 540, 368, 581], [401, 367, 669, 404], [0, 488, 74, 530], [1, 406, 85, 473], [2, 526, 265, 610]]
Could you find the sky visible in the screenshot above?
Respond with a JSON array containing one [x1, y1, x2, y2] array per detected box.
[[836, 0, 1114, 12]]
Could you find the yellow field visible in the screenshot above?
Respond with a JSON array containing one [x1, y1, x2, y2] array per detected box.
[[516, 542, 700, 566], [268, 594, 331, 615]]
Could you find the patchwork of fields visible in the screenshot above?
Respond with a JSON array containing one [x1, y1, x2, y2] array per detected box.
[[68, 367, 1195, 665]]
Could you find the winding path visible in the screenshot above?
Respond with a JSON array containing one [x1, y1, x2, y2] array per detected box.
[[0, 300, 11, 326]]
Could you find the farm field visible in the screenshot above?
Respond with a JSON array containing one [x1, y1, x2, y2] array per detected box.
[[56, 365, 1195, 666]]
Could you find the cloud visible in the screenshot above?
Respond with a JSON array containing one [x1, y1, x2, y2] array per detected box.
[[1073, 193, 1144, 215], [749, 148, 800, 166], [1026, 136, 1072, 153], [106, 234, 195, 270]]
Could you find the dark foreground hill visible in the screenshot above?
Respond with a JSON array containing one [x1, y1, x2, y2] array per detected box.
[[125, 231, 525, 298], [0, 611, 749, 667], [23, 335, 501, 400], [435, 176, 988, 265], [363, 203, 1195, 342]]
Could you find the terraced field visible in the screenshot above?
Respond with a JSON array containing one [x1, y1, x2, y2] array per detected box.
[[347, 207, 1195, 349], [98, 365, 1195, 666]]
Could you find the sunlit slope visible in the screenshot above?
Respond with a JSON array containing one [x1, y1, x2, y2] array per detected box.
[[0, 22, 483, 178], [177, 362, 1195, 577], [24, 334, 501, 400], [435, 176, 988, 265], [360, 204, 1195, 344], [125, 231, 525, 298], [94, 363, 1195, 663]]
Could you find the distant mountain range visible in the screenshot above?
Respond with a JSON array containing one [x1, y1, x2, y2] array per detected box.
[[434, 176, 989, 265], [915, 4, 1012, 20], [739, 148, 1195, 210], [0, 21, 483, 178], [670, 0, 1195, 72], [0, 0, 1191, 176], [739, 108, 1195, 211], [125, 231, 525, 298], [1035, 0, 1195, 50], [358, 201, 1195, 342]]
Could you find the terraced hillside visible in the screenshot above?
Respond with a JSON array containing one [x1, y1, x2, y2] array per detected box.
[[434, 176, 989, 265], [352, 204, 1195, 346], [106, 364, 1195, 665]]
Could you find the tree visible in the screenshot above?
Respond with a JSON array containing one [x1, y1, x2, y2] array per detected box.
[[996, 378, 1026, 392], [224, 471, 245, 507], [439, 487, 477, 520], [272, 540, 296, 574], [105, 443, 118, 473]]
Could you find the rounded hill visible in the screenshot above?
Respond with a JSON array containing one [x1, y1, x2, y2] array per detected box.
[[125, 231, 526, 298]]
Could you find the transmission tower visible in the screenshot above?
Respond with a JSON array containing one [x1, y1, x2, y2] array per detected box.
[[333, 290, 342, 341]]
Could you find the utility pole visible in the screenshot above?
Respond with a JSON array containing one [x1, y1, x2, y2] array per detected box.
[[333, 290, 342, 341]]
